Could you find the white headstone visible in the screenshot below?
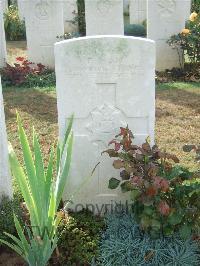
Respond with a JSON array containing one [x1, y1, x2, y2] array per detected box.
[[0, 77, 12, 200], [63, 0, 78, 33], [147, 0, 191, 71], [24, 0, 64, 68], [0, 1, 6, 68], [85, 0, 124, 35], [129, 0, 147, 24], [17, 0, 26, 20], [184, 0, 191, 21], [1, 0, 8, 14], [55, 36, 155, 213]]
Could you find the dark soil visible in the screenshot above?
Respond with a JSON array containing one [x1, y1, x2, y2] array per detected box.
[[0, 247, 25, 266]]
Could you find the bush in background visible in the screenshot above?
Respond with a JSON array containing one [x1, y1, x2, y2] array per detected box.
[[124, 24, 146, 37], [76, 0, 86, 36], [192, 0, 200, 13], [25, 70, 56, 88], [4, 5, 26, 41], [168, 11, 200, 64], [0, 57, 55, 87]]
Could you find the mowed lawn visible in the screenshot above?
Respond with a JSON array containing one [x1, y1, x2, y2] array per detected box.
[[2, 82, 200, 179]]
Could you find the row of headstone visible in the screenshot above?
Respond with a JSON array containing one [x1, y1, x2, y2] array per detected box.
[[0, 0, 192, 70], [0, 0, 192, 206], [84, 0, 191, 71], [0, 0, 154, 209], [0, 76, 12, 200], [0, 0, 78, 69]]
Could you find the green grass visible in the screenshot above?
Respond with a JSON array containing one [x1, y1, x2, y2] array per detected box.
[[156, 82, 200, 171], [156, 82, 200, 90]]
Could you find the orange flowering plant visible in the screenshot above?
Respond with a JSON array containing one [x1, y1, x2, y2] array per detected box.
[[168, 11, 200, 64], [103, 127, 200, 238]]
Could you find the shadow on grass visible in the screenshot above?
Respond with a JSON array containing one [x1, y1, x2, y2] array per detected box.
[[3, 88, 58, 124], [156, 83, 200, 114]]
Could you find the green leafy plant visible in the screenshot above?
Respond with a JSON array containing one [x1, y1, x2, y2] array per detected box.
[[104, 126, 200, 238], [192, 0, 200, 13], [55, 209, 104, 265], [25, 70, 56, 88], [0, 57, 52, 87], [97, 213, 200, 266], [168, 11, 200, 64], [4, 5, 26, 41], [0, 114, 73, 266], [75, 0, 86, 36], [0, 195, 22, 245], [124, 24, 146, 37]]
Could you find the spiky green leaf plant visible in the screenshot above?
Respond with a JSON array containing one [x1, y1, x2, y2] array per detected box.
[[0, 114, 73, 266]]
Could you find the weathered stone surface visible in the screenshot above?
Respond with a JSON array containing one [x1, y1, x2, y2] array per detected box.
[[85, 0, 124, 35], [1, 0, 8, 13], [63, 0, 78, 33], [55, 36, 155, 213], [0, 1, 6, 68], [147, 0, 191, 70], [0, 77, 12, 200], [129, 0, 147, 24], [23, 0, 64, 68], [17, 0, 26, 20]]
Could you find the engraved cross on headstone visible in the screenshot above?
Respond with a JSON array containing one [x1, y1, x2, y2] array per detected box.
[[86, 82, 126, 147]]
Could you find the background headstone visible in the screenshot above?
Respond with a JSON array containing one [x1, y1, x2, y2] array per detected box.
[[85, 0, 124, 35], [183, 0, 192, 20], [124, 0, 130, 14], [0, 1, 7, 68], [55, 36, 155, 212], [0, 77, 12, 200], [23, 0, 64, 68], [147, 0, 191, 71], [17, 0, 26, 20], [63, 0, 78, 33], [129, 0, 147, 24]]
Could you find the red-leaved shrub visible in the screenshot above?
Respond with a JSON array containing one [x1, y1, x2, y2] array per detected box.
[[0, 57, 46, 86]]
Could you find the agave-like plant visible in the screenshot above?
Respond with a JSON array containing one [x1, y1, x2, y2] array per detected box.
[[0, 114, 73, 266]]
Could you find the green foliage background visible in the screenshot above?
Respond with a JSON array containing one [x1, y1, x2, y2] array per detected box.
[[4, 5, 26, 41], [192, 0, 200, 13]]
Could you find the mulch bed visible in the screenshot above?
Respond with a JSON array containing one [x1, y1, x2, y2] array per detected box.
[[0, 247, 25, 266], [156, 64, 200, 83]]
